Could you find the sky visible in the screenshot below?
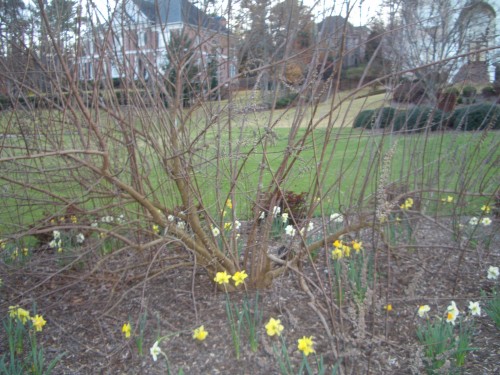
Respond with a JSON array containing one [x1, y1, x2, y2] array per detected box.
[[303, 0, 385, 26], [90, 0, 386, 27]]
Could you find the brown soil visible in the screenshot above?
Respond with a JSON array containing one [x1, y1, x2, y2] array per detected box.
[[1, 217, 499, 374]]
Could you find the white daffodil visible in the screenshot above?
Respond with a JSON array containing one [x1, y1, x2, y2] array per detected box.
[[487, 266, 499, 280], [417, 305, 430, 318], [285, 225, 296, 237], [330, 213, 343, 223], [446, 301, 460, 325], [469, 217, 479, 226], [480, 217, 492, 226], [468, 301, 481, 316], [76, 233, 85, 244], [272, 206, 281, 217], [150, 341, 163, 362], [212, 226, 220, 237]]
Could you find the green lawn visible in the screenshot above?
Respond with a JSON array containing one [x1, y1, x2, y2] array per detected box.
[[1, 93, 498, 237]]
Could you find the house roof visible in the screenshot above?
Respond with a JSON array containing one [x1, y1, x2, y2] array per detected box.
[[132, 0, 227, 31]]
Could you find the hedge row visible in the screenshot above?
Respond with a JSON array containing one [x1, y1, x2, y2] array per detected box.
[[353, 103, 500, 131]]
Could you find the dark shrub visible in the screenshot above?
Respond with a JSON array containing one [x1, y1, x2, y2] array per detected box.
[[482, 86, 497, 98], [492, 81, 500, 95], [462, 85, 477, 104], [274, 93, 298, 109], [353, 109, 375, 128], [393, 81, 426, 103], [449, 103, 500, 131], [0, 95, 12, 110], [373, 107, 397, 129], [393, 107, 445, 132], [462, 85, 477, 98], [353, 107, 396, 129]]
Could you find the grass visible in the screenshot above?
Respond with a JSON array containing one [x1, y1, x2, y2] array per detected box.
[[1, 89, 498, 234]]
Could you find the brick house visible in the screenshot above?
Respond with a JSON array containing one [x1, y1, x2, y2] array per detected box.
[[79, 0, 237, 88]]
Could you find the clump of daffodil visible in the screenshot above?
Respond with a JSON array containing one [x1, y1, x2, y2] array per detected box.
[[214, 271, 231, 285], [122, 322, 132, 338], [265, 317, 284, 337], [441, 196, 453, 203], [232, 270, 248, 286], [481, 204, 491, 214], [332, 240, 352, 259], [31, 315, 47, 332], [9, 305, 31, 324], [297, 336, 315, 356], [70, 215, 78, 224], [400, 197, 413, 210], [193, 325, 208, 341]]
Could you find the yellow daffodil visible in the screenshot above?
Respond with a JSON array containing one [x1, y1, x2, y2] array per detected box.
[[152, 224, 160, 235], [481, 205, 491, 214], [332, 248, 343, 260], [352, 240, 362, 252], [333, 239, 343, 248], [193, 325, 208, 341], [342, 245, 351, 258], [9, 306, 30, 324], [31, 315, 47, 332], [16, 307, 30, 324], [384, 304, 393, 312], [122, 322, 131, 338], [232, 270, 248, 286], [226, 199, 233, 209], [400, 198, 413, 210], [224, 222, 232, 231], [265, 317, 284, 337], [214, 271, 231, 285], [297, 336, 315, 356], [441, 196, 453, 203], [70, 215, 78, 223]]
